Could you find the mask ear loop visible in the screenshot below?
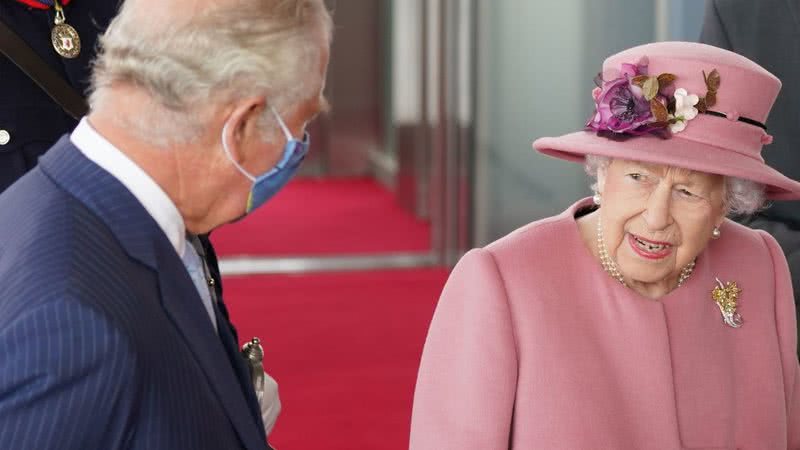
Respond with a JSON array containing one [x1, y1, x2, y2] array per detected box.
[[221, 121, 257, 182], [224, 105, 299, 179], [269, 105, 307, 170], [270, 105, 294, 143]]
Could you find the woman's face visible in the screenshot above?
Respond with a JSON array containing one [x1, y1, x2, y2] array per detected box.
[[597, 159, 727, 287]]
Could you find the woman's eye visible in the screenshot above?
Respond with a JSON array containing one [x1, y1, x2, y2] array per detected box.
[[677, 188, 696, 198], [627, 173, 643, 181]]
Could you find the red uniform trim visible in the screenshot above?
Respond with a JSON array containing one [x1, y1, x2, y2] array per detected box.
[[14, 0, 72, 10]]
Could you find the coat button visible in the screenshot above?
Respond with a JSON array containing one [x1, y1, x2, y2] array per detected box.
[[0, 130, 10, 146]]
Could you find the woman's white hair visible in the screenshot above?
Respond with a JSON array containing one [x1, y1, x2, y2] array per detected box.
[[89, 0, 333, 147], [584, 155, 767, 216]]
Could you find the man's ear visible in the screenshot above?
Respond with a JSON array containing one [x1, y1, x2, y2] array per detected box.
[[222, 96, 267, 162]]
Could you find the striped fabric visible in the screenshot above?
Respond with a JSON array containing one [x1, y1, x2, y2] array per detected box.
[[0, 137, 269, 450]]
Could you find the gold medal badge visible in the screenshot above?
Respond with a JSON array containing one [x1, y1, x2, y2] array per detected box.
[[51, 0, 80, 59]]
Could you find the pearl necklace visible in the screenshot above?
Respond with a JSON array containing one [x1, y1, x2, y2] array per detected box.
[[596, 218, 695, 288]]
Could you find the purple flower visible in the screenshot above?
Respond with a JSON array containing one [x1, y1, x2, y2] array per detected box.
[[586, 63, 654, 135]]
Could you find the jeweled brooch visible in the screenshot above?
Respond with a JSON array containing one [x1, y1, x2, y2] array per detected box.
[[712, 278, 743, 328]]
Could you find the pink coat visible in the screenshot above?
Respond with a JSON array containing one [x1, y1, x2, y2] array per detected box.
[[410, 198, 800, 449]]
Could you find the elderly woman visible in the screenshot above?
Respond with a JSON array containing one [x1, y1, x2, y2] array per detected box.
[[410, 42, 800, 449]]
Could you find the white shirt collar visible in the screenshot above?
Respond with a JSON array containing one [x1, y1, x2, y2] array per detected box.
[[70, 118, 186, 257]]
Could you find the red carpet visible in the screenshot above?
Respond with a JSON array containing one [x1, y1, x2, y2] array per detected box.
[[224, 269, 448, 450], [212, 178, 431, 256]]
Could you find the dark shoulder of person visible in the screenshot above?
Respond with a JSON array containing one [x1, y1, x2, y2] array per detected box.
[[0, 1, 118, 192]]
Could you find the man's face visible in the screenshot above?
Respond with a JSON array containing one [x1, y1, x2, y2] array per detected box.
[[211, 40, 331, 227]]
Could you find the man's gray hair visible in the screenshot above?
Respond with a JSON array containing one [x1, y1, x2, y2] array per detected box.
[[584, 155, 767, 216], [89, 0, 333, 147]]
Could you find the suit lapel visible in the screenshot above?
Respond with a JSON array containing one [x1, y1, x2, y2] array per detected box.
[[214, 302, 267, 441], [40, 138, 267, 450], [155, 243, 267, 450], [190, 237, 264, 434], [39, 136, 159, 268]]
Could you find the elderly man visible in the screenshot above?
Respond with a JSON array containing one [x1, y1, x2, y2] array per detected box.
[[0, 0, 331, 448]]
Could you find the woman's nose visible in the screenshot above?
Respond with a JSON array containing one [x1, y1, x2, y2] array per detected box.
[[642, 184, 673, 231]]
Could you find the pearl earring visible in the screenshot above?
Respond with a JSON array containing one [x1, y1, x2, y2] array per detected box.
[[712, 226, 721, 239], [593, 193, 602, 205]]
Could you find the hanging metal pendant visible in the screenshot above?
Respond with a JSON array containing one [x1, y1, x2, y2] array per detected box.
[[712, 278, 743, 328], [51, 23, 80, 58], [51, 0, 80, 59]]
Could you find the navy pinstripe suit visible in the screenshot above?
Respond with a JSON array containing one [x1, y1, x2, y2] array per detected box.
[[0, 137, 269, 450]]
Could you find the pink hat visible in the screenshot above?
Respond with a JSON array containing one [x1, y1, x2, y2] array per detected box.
[[533, 41, 800, 200]]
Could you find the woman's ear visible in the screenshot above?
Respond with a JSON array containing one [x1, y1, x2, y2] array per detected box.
[[596, 164, 608, 195], [713, 181, 729, 230], [713, 209, 727, 231]]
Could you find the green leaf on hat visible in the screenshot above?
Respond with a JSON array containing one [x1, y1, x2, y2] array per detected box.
[[643, 77, 659, 101]]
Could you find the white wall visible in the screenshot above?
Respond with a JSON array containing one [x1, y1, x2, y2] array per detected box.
[[474, 0, 658, 244], [391, 0, 423, 124]]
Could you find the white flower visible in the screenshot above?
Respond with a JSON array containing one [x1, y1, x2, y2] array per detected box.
[[669, 88, 700, 133]]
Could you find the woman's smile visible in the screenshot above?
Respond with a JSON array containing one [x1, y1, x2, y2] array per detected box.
[[627, 233, 674, 260]]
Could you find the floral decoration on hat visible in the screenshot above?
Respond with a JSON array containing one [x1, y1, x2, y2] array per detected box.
[[586, 57, 720, 139]]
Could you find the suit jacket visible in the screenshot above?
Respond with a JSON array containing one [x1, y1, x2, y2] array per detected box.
[[0, 137, 269, 450], [410, 198, 800, 449]]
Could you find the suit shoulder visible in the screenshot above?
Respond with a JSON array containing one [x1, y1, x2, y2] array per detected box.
[[0, 171, 147, 330], [0, 168, 114, 274]]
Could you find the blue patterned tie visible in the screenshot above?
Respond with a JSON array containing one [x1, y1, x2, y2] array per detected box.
[[181, 238, 218, 332]]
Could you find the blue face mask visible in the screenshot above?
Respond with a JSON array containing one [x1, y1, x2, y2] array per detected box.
[[222, 106, 310, 214]]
